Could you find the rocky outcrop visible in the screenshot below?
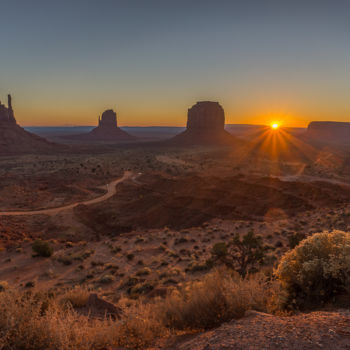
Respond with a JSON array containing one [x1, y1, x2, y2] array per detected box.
[[169, 101, 238, 145], [305, 121, 350, 144], [0, 94, 63, 155], [67, 109, 134, 143], [75, 293, 123, 320]]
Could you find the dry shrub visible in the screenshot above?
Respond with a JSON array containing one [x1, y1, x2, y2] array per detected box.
[[60, 286, 90, 308], [116, 302, 167, 349], [275, 230, 350, 309], [157, 268, 276, 330]]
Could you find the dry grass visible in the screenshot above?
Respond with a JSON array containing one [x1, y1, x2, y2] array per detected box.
[[60, 286, 90, 308], [0, 270, 277, 349], [157, 268, 277, 330], [0, 290, 111, 350], [0, 289, 165, 350]]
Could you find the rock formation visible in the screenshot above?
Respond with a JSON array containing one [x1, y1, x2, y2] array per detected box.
[[0, 94, 62, 154], [67, 109, 134, 143], [169, 101, 238, 145], [187, 101, 225, 131], [0, 95, 16, 124], [304, 121, 350, 144]]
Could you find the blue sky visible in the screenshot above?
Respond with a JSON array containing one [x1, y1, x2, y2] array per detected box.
[[1, 0, 349, 126]]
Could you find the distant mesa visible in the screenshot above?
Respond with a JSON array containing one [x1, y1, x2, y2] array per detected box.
[[66, 109, 134, 143], [169, 101, 238, 145], [0, 94, 62, 155], [304, 121, 350, 144]]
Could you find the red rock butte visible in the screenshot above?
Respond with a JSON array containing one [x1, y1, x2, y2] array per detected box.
[[187, 101, 225, 131], [68, 109, 134, 142], [170, 101, 238, 145], [0, 94, 60, 154]]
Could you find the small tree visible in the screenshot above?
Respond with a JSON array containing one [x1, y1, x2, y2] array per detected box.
[[211, 231, 266, 276]]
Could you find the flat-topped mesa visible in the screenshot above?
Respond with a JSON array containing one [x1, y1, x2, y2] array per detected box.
[[98, 109, 118, 128], [0, 94, 16, 124], [306, 121, 350, 144], [187, 101, 225, 131]]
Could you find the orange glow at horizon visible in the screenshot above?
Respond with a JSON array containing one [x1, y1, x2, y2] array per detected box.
[[271, 123, 280, 130]]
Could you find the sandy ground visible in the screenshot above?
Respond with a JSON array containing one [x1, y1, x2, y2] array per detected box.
[[157, 310, 350, 350]]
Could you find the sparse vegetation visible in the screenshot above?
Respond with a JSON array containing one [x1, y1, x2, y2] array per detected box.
[[32, 240, 53, 258], [275, 230, 350, 309], [210, 231, 266, 276], [61, 286, 90, 308], [158, 269, 275, 330], [99, 274, 115, 284], [0, 281, 9, 292], [0, 288, 165, 350]]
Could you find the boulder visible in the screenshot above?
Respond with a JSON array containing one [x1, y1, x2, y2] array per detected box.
[[75, 293, 123, 320]]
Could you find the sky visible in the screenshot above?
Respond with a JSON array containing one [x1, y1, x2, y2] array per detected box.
[[1, 0, 350, 127]]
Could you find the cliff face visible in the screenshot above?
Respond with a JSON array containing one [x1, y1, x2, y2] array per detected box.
[[306, 121, 350, 144], [170, 101, 238, 145]]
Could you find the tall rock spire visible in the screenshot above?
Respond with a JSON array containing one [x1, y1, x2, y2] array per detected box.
[[8, 94, 12, 111], [7, 94, 15, 123]]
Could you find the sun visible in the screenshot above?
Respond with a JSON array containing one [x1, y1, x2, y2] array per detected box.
[[271, 123, 280, 130]]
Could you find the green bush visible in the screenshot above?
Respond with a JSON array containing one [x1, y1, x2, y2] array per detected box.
[[275, 230, 350, 309], [32, 240, 53, 257]]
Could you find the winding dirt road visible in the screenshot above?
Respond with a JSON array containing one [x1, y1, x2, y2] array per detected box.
[[0, 171, 133, 217]]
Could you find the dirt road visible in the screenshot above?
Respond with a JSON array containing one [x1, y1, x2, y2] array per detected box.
[[272, 174, 350, 188], [0, 171, 133, 216]]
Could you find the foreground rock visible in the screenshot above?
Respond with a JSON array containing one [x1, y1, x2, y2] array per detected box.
[[161, 310, 350, 350], [169, 101, 239, 145], [75, 293, 123, 320], [67, 109, 134, 143], [0, 94, 63, 155]]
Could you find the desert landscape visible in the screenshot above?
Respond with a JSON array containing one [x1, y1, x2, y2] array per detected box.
[[2, 1, 350, 349], [1, 94, 350, 349]]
